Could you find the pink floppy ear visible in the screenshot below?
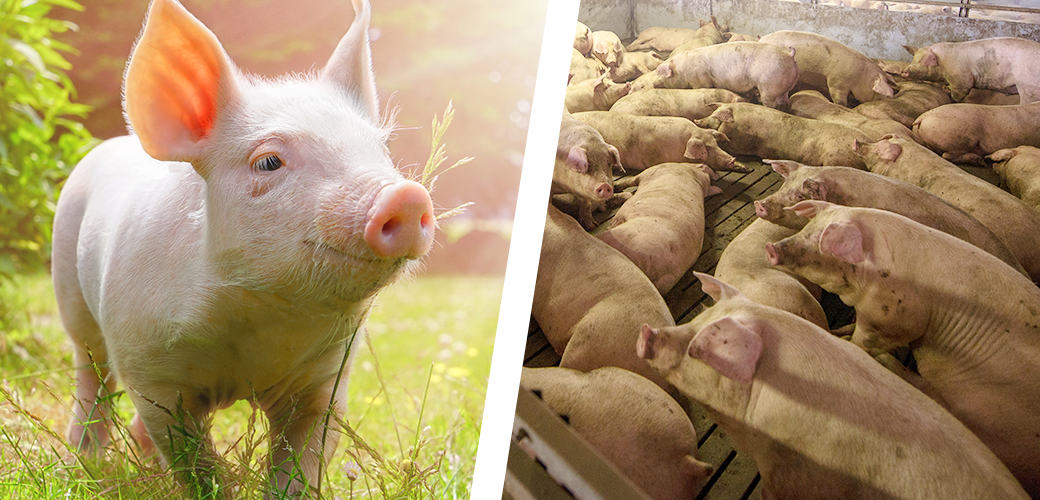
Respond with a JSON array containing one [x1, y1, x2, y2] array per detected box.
[[877, 138, 902, 162], [692, 271, 743, 303], [919, 49, 938, 67], [713, 107, 734, 124], [687, 316, 762, 383], [685, 138, 708, 161], [123, 0, 239, 163], [565, 145, 589, 173], [802, 178, 828, 201], [872, 75, 895, 97], [788, 199, 833, 219], [763, 159, 801, 178], [656, 62, 674, 78], [819, 221, 865, 264]]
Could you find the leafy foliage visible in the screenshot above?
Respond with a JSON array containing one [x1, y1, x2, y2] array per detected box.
[[0, 0, 99, 282]]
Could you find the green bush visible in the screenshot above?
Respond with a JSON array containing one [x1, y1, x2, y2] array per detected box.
[[0, 0, 98, 282]]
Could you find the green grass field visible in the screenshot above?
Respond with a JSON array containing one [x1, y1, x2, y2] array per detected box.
[[0, 272, 503, 498]]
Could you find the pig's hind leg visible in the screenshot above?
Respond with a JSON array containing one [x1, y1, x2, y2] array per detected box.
[[52, 198, 117, 453]]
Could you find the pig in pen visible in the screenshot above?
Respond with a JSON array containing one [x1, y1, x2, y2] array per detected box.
[[505, 0, 1040, 498]]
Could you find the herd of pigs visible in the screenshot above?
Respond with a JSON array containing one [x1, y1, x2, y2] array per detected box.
[[520, 16, 1040, 500]]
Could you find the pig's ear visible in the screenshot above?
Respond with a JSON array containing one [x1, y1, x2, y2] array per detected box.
[[687, 316, 762, 383], [802, 178, 827, 200], [919, 49, 938, 67], [636, 323, 658, 360], [594, 40, 608, 57], [788, 199, 832, 219], [124, 0, 239, 163], [322, 0, 380, 122], [593, 74, 608, 91], [656, 62, 674, 78], [872, 75, 895, 97], [877, 139, 902, 161], [903, 45, 919, 56], [764, 159, 799, 178], [685, 139, 708, 161], [693, 271, 742, 302], [988, 148, 1019, 163], [566, 146, 589, 173], [715, 107, 734, 124], [820, 221, 865, 264], [711, 130, 729, 143], [607, 144, 623, 172]]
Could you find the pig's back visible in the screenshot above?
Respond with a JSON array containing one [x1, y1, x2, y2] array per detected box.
[[741, 306, 1029, 499]]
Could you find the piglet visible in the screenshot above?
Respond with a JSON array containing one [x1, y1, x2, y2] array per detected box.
[[753, 159, 1026, 275], [637, 273, 1030, 500], [597, 162, 721, 294], [51, 0, 435, 494], [766, 201, 1040, 496], [521, 367, 712, 500]]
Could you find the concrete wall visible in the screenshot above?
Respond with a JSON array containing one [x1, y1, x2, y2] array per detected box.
[[578, 0, 1040, 60]]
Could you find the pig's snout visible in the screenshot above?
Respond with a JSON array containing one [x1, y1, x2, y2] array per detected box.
[[365, 180, 436, 259], [595, 182, 614, 199], [754, 200, 769, 219]]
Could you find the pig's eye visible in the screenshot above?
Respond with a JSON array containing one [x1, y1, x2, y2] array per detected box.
[[254, 155, 283, 172]]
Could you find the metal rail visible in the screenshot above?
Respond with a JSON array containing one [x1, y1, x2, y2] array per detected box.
[[809, 0, 1040, 19]]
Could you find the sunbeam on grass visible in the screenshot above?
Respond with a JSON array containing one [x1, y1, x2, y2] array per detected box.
[[0, 273, 501, 498]]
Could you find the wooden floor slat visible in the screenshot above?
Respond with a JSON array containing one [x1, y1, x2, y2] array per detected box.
[[520, 159, 786, 499]]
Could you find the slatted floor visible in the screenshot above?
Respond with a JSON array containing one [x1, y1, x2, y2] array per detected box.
[[517, 158, 793, 499]]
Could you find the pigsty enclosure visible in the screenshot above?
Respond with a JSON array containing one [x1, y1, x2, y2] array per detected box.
[[506, 1, 1040, 499]]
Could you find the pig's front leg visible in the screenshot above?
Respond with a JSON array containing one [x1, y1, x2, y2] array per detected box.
[[129, 389, 219, 496], [947, 74, 974, 102], [265, 359, 352, 497], [606, 191, 632, 208], [850, 320, 906, 357]]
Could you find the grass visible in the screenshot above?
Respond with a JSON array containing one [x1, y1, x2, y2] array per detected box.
[[0, 271, 502, 498]]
